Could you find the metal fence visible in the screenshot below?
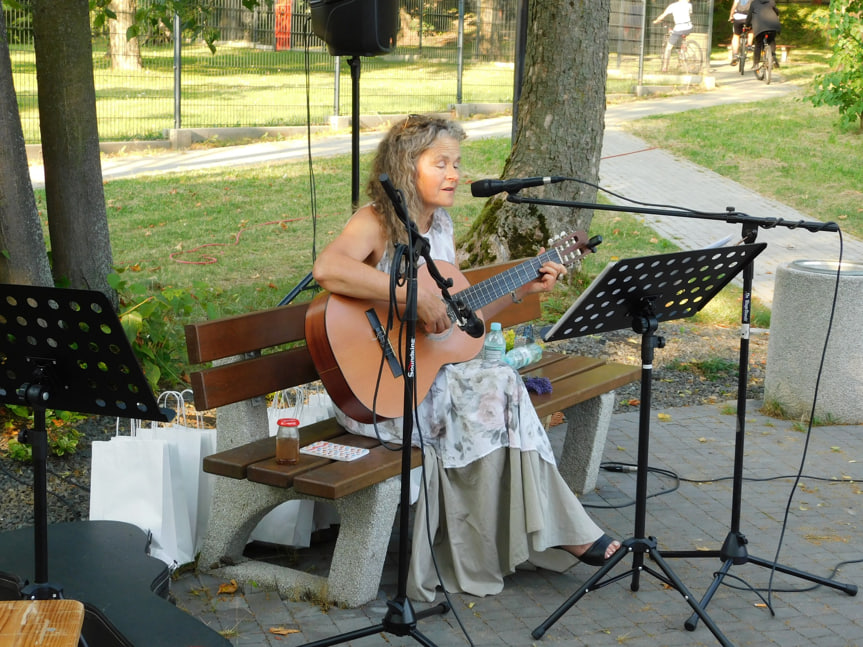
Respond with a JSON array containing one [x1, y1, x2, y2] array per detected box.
[[6, 0, 714, 144]]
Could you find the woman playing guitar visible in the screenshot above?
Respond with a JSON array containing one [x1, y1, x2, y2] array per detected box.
[[309, 114, 620, 601]]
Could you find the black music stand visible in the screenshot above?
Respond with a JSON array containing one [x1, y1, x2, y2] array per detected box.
[[0, 283, 171, 600], [531, 244, 766, 647], [662, 224, 858, 632]]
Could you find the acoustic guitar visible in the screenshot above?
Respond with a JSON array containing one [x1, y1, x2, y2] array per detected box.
[[305, 231, 596, 423]]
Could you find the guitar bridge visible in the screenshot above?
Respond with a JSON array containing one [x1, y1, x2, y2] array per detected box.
[[365, 308, 403, 379]]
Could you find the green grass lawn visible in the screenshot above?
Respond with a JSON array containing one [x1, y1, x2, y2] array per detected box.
[[31, 45, 854, 387], [12, 43, 516, 141]]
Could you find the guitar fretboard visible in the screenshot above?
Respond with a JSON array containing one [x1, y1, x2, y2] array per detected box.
[[454, 249, 562, 312]]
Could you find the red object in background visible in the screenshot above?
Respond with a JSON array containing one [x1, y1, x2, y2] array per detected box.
[[275, 0, 292, 51]]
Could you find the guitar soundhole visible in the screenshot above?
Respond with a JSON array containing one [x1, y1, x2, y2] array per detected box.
[[425, 325, 456, 342]]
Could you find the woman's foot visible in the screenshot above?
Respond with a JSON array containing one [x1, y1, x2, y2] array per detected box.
[[563, 534, 622, 567]]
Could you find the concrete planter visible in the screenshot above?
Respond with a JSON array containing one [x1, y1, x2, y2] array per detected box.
[[765, 260, 863, 424]]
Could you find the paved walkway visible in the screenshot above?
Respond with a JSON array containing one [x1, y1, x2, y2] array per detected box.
[[598, 68, 863, 306], [29, 60, 863, 645]]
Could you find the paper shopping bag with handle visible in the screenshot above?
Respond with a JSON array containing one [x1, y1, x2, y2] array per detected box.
[[135, 390, 217, 554], [89, 430, 195, 567]]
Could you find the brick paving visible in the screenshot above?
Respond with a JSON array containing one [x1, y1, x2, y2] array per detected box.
[[171, 400, 862, 646]]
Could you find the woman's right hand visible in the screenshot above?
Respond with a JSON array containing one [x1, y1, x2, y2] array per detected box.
[[417, 286, 451, 335]]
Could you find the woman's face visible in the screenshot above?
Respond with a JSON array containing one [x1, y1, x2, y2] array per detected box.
[[414, 135, 461, 218]]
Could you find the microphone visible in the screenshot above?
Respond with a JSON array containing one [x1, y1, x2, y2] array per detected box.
[[470, 176, 566, 197], [450, 298, 485, 338], [459, 309, 485, 339]]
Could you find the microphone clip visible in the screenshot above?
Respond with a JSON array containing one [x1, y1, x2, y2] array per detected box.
[[451, 298, 484, 338]]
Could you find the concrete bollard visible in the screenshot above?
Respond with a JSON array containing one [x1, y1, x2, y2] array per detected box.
[[764, 260, 863, 424]]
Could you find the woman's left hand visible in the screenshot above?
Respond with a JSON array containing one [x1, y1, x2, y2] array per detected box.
[[530, 249, 567, 294], [537, 261, 567, 292]]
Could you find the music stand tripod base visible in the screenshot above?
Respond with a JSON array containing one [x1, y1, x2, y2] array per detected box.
[[535, 245, 766, 647]]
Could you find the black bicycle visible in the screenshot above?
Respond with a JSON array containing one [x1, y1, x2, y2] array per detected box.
[[736, 25, 752, 76], [753, 31, 775, 84]]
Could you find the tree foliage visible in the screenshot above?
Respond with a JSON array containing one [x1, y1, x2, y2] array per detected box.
[[808, 0, 863, 131], [91, 0, 272, 52]]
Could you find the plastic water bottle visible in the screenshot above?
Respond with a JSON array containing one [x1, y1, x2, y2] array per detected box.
[[504, 342, 543, 369], [483, 322, 506, 363]]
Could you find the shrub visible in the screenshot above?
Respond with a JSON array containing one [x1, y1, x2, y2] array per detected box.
[[807, 0, 863, 131]]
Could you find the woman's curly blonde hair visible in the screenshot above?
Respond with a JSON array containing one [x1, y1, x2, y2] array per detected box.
[[367, 114, 466, 246]]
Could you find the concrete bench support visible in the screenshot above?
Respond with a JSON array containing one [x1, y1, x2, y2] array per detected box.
[[558, 391, 616, 494]]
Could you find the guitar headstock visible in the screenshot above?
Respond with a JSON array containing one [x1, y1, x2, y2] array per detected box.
[[548, 230, 602, 267]]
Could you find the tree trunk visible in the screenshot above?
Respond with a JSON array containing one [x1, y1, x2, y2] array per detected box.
[[458, 0, 611, 267], [108, 0, 143, 71], [476, 0, 496, 56], [33, 0, 115, 303], [0, 2, 53, 287], [218, 0, 250, 42]]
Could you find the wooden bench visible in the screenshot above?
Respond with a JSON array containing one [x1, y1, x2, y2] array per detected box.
[[775, 44, 792, 63], [185, 259, 639, 607], [0, 600, 84, 647]]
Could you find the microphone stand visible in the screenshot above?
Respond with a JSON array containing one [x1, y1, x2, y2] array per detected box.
[[505, 191, 840, 234], [381, 174, 485, 339], [504, 191, 856, 626], [301, 175, 462, 647]]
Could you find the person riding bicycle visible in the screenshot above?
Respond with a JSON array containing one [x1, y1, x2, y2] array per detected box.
[[746, 0, 781, 71], [728, 0, 754, 65], [653, 0, 693, 73]]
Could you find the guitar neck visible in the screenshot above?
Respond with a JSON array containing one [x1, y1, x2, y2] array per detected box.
[[454, 249, 562, 312]]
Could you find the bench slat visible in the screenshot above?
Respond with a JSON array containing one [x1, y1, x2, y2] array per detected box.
[[245, 454, 333, 488], [525, 352, 605, 380], [528, 362, 641, 418], [293, 444, 423, 499], [246, 434, 386, 489], [203, 419, 346, 479], [189, 346, 319, 411], [185, 303, 308, 364]]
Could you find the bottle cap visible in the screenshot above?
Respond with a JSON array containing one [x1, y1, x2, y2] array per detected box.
[[490, 322, 502, 331], [277, 418, 300, 427]]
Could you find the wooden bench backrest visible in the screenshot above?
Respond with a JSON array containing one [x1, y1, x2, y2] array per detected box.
[[185, 259, 540, 411]]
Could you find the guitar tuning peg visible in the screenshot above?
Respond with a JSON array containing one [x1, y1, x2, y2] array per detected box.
[[586, 235, 603, 253]]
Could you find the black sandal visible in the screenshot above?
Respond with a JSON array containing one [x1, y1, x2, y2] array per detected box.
[[577, 533, 618, 567]]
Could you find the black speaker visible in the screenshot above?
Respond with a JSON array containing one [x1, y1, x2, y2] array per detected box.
[[309, 0, 399, 57]]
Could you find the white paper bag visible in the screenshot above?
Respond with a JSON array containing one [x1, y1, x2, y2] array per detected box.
[[89, 435, 195, 566], [253, 383, 338, 547], [138, 390, 217, 553]]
